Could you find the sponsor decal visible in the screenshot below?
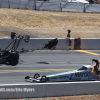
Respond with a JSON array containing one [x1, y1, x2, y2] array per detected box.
[[75, 72, 91, 77], [69, 73, 82, 80], [49, 75, 69, 80], [59, 76, 69, 78], [46, 77, 49, 81], [50, 77, 57, 79]]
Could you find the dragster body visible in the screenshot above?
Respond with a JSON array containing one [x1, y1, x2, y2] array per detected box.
[[25, 63, 100, 83]]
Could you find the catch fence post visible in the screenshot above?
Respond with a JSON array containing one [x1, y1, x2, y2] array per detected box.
[[60, 2, 62, 11], [34, 0, 36, 10], [83, 3, 85, 13], [8, 0, 10, 8]]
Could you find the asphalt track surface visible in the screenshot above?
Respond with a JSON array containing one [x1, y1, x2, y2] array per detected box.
[[0, 50, 100, 84]]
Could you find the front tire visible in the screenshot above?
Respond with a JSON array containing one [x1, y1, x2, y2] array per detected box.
[[41, 75, 47, 82], [25, 76, 30, 79], [34, 73, 40, 79]]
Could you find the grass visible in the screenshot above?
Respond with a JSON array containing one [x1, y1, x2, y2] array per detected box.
[[0, 8, 100, 38]]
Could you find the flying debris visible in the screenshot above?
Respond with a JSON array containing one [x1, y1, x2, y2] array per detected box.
[[44, 38, 59, 50]]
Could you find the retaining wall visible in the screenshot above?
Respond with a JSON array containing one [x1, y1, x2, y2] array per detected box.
[[0, 81, 100, 99], [0, 38, 100, 50], [0, 38, 69, 50], [81, 38, 100, 50]]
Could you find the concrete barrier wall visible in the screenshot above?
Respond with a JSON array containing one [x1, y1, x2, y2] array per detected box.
[[69, 38, 100, 50], [46, 82, 77, 97], [0, 38, 69, 50], [0, 83, 46, 99], [0, 39, 24, 50], [81, 38, 100, 50], [0, 38, 100, 50], [13, 84, 46, 98], [0, 81, 100, 99], [77, 81, 100, 95]]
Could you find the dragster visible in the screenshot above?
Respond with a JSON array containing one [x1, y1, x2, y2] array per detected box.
[[25, 59, 100, 83], [0, 32, 24, 66], [0, 32, 59, 66]]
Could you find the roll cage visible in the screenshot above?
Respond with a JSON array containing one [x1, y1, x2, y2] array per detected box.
[[92, 59, 100, 75]]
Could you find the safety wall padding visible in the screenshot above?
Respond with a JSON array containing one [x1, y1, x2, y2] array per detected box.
[[0, 81, 100, 99]]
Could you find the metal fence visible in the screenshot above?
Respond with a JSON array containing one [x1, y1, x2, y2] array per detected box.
[[0, 0, 100, 13]]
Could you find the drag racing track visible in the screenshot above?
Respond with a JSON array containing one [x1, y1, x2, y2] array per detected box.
[[0, 50, 100, 84]]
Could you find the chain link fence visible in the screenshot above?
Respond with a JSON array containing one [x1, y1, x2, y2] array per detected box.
[[0, 0, 100, 13]]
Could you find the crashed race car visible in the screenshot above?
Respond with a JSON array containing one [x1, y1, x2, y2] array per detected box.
[[25, 59, 100, 83], [0, 32, 58, 66], [0, 32, 24, 66]]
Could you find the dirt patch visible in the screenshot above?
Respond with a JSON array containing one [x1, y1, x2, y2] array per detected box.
[[0, 8, 100, 38], [9, 94, 100, 100]]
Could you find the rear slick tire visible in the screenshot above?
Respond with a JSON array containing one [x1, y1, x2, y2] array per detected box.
[[7, 53, 19, 66]]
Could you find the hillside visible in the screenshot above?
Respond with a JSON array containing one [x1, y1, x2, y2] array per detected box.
[[0, 8, 100, 38]]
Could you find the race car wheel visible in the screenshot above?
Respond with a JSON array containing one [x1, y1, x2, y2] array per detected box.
[[34, 73, 40, 79], [25, 76, 30, 79], [7, 53, 19, 66], [41, 75, 47, 82]]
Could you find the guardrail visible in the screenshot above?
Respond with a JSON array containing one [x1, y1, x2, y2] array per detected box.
[[0, 38, 70, 50], [0, 38, 100, 50], [0, 0, 100, 13], [81, 38, 100, 50], [0, 81, 100, 99]]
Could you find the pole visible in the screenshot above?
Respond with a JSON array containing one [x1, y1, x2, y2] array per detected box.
[[34, 0, 36, 10], [83, 3, 85, 13], [8, 0, 10, 8]]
